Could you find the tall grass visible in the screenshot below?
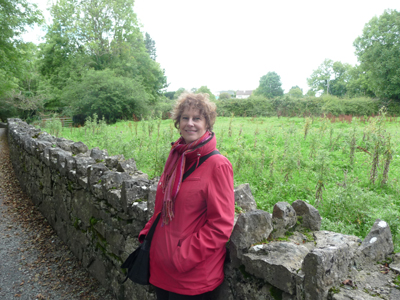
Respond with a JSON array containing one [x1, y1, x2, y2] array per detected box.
[[46, 114, 400, 251]]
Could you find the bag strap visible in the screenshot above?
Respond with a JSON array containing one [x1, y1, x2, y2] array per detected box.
[[144, 213, 161, 242], [182, 150, 220, 182]]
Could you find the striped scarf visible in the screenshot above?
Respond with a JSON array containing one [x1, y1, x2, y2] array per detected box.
[[160, 131, 212, 225]]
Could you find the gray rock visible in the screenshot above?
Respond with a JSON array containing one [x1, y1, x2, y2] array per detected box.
[[358, 219, 394, 262], [87, 163, 109, 193], [71, 141, 89, 155], [117, 158, 137, 174], [330, 288, 379, 300], [234, 183, 257, 212], [90, 147, 108, 163], [56, 138, 74, 151], [147, 177, 159, 219], [291, 199, 321, 231], [75, 156, 96, 177], [243, 241, 309, 295], [271, 201, 297, 238], [121, 179, 150, 216], [229, 210, 273, 263], [105, 154, 125, 169], [302, 235, 360, 300]]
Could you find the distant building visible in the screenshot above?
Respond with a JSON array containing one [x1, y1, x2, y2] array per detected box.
[[236, 90, 253, 99]]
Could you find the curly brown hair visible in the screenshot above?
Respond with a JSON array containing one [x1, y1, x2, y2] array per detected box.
[[172, 93, 217, 130]]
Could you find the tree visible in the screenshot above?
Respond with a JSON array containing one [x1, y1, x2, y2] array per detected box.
[[61, 69, 149, 122], [219, 92, 231, 100], [0, 0, 43, 98], [174, 88, 187, 99], [254, 72, 284, 98], [307, 59, 351, 97], [354, 9, 400, 100], [287, 86, 303, 98], [144, 32, 157, 61], [346, 65, 374, 98], [38, 0, 167, 113], [196, 86, 216, 101]]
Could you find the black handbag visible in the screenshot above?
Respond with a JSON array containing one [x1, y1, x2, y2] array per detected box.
[[121, 213, 160, 285], [121, 150, 220, 285]]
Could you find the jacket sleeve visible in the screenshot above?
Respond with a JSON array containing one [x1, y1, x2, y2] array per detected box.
[[172, 161, 235, 273]]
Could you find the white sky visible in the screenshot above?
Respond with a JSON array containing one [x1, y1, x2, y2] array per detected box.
[[24, 0, 400, 94]]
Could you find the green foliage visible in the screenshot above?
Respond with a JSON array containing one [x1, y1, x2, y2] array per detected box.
[[307, 59, 352, 97], [254, 71, 284, 99], [174, 88, 187, 99], [43, 114, 63, 137], [38, 0, 167, 113], [61, 69, 150, 123], [286, 86, 303, 98], [144, 32, 157, 61], [0, 0, 43, 98], [219, 92, 232, 100], [196, 86, 216, 101], [354, 9, 400, 100], [216, 95, 400, 118]]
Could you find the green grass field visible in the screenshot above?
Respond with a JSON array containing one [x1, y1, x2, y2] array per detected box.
[[50, 114, 400, 251]]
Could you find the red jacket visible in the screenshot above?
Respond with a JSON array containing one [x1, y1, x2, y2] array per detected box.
[[139, 134, 235, 295]]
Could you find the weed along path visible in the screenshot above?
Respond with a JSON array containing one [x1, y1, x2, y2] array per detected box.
[[0, 128, 115, 300]]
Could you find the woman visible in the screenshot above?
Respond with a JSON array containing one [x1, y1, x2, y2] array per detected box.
[[139, 93, 235, 300]]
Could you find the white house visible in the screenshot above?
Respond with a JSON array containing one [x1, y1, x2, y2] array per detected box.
[[236, 90, 253, 99]]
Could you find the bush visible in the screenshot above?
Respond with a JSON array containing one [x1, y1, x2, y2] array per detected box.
[[216, 95, 400, 118], [61, 69, 151, 123]]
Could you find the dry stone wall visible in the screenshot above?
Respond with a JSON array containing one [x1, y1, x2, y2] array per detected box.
[[7, 119, 400, 300]]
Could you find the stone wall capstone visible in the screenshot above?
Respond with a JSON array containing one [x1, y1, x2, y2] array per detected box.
[[6, 119, 399, 300]]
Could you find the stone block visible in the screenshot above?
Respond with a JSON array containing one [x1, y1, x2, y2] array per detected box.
[[75, 156, 96, 177], [234, 183, 257, 212], [121, 179, 150, 214], [291, 200, 321, 231], [90, 147, 109, 162], [147, 180, 158, 219], [229, 210, 273, 263], [117, 158, 137, 174], [358, 219, 394, 262], [302, 234, 360, 300], [71, 141, 89, 155], [243, 242, 309, 295], [56, 138, 74, 151], [87, 163, 109, 193], [271, 201, 297, 238], [105, 154, 125, 169]]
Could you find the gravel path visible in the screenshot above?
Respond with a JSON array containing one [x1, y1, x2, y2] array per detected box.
[[0, 128, 115, 300]]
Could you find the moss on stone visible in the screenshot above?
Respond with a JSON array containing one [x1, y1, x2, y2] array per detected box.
[[269, 286, 283, 300]]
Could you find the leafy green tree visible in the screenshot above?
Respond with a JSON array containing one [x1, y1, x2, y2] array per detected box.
[[0, 0, 43, 112], [307, 59, 351, 97], [174, 88, 187, 99], [287, 86, 303, 98], [354, 9, 400, 100], [219, 92, 231, 100], [196, 86, 216, 101], [61, 69, 149, 123], [346, 65, 374, 98], [164, 91, 175, 100], [254, 72, 284, 99], [38, 0, 167, 113], [144, 32, 157, 61]]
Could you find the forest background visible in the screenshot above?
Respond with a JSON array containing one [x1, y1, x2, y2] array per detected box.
[[1, 1, 400, 250]]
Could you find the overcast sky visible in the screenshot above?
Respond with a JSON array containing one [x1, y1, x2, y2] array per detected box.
[[25, 0, 400, 94]]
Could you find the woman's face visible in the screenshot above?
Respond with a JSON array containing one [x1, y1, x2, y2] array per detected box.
[[179, 107, 207, 143]]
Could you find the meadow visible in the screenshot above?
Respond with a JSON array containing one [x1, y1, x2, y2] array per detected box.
[[44, 112, 400, 252]]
